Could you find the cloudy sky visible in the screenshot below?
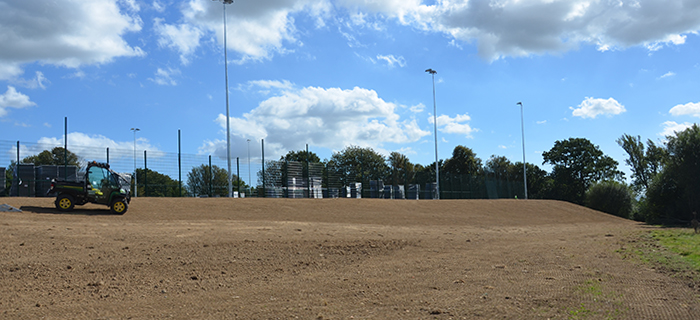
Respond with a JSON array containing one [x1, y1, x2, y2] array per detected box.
[[1, 0, 699, 183]]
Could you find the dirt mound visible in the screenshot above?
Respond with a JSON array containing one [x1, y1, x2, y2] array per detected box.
[[1, 198, 696, 319], [4, 197, 631, 226]]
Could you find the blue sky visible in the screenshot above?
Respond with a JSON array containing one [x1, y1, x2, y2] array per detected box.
[[1, 0, 700, 182]]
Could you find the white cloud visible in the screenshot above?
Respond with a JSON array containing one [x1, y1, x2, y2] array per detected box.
[[430, 113, 477, 138], [0, 1, 144, 80], [149, 68, 180, 86], [659, 121, 695, 138], [240, 80, 294, 95], [570, 97, 626, 119], [341, 0, 700, 61], [376, 54, 406, 68], [154, 18, 204, 65], [669, 102, 700, 117], [409, 103, 425, 113], [66, 70, 87, 80], [120, 0, 140, 12], [658, 71, 676, 79], [0, 86, 36, 117], [152, 1, 165, 13], [536, 120, 547, 125], [178, 0, 331, 63], [13, 71, 49, 89], [149, 0, 700, 64], [200, 83, 430, 160], [33, 132, 165, 163]]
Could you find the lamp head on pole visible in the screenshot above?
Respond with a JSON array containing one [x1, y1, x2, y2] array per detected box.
[[130, 128, 140, 133], [212, 0, 234, 4], [425, 68, 437, 75], [516, 102, 522, 106]]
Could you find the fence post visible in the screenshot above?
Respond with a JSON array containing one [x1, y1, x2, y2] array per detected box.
[[236, 157, 240, 196], [306, 144, 310, 198], [144, 150, 148, 197], [261, 139, 265, 198], [208, 155, 212, 197], [64, 117, 68, 179], [178, 129, 182, 197], [15, 141, 19, 197], [284, 159, 288, 198]]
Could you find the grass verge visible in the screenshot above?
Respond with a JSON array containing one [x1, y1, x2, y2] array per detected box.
[[617, 228, 700, 289]]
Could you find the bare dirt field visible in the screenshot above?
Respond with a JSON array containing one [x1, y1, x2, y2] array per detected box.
[[1, 197, 698, 319]]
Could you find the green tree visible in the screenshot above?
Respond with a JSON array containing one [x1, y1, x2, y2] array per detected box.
[[4, 162, 12, 196], [281, 150, 321, 163], [135, 168, 180, 197], [645, 124, 700, 223], [542, 138, 624, 204], [279, 149, 322, 194], [413, 161, 442, 188], [21, 147, 81, 167], [327, 146, 389, 186], [585, 181, 634, 219], [387, 152, 415, 186], [187, 164, 241, 197], [258, 160, 284, 196], [616, 134, 666, 193], [484, 156, 513, 180], [510, 161, 553, 199], [443, 145, 482, 176]]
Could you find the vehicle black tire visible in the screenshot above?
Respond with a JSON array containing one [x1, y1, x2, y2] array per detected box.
[[55, 194, 75, 212], [110, 198, 128, 215]]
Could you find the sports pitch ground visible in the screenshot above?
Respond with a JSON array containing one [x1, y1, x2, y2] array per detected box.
[[1, 198, 698, 319]]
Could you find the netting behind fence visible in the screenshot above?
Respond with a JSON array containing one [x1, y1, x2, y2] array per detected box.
[[1, 140, 524, 199], [1, 140, 260, 198]]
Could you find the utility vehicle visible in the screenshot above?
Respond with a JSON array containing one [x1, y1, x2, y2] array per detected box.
[[49, 161, 131, 214]]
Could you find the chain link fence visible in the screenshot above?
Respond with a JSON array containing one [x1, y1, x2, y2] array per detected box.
[[1, 139, 523, 199]]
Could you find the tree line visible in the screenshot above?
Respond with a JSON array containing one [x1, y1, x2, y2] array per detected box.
[[262, 125, 699, 225], [4, 124, 699, 225]]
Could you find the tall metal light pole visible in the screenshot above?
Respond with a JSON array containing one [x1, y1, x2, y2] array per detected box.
[[247, 139, 251, 189], [426, 68, 439, 200], [130, 128, 140, 197], [517, 102, 528, 199], [213, 0, 234, 197]]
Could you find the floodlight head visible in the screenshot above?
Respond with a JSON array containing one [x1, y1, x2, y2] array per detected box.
[[212, 0, 234, 3], [517, 102, 522, 106], [425, 68, 437, 75]]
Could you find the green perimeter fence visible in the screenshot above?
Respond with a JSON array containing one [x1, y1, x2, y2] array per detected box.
[[1, 140, 523, 200]]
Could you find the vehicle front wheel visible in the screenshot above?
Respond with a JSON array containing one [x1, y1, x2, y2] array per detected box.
[[110, 199, 128, 215], [55, 194, 75, 212]]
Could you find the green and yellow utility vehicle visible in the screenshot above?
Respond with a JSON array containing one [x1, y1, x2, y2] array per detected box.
[[48, 161, 131, 214]]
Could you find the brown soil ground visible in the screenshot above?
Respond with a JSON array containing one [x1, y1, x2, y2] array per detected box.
[[1, 197, 698, 319]]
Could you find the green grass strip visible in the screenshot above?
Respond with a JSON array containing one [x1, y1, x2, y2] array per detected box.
[[650, 229, 700, 270]]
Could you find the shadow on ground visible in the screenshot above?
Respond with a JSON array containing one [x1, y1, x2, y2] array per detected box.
[[20, 206, 114, 216]]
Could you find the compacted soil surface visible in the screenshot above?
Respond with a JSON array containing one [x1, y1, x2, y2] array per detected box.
[[1, 197, 698, 319]]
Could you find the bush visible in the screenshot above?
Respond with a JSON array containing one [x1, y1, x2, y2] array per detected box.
[[585, 181, 634, 219]]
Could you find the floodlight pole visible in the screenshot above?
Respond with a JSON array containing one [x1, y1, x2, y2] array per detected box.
[[426, 68, 439, 200], [214, 0, 235, 197], [130, 128, 140, 197], [517, 102, 528, 199]]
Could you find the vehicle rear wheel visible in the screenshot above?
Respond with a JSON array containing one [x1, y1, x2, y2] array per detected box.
[[55, 194, 75, 212], [110, 198, 128, 215]]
